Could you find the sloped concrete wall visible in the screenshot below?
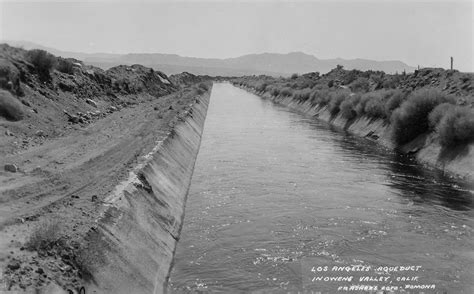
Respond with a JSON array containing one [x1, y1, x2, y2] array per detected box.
[[84, 89, 211, 294]]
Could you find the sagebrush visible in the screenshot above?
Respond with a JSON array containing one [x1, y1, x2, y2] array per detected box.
[[26, 49, 56, 80], [0, 89, 24, 121], [436, 106, 474, 147], [390, 89, 455, 146], [25, 220, 62, 251]]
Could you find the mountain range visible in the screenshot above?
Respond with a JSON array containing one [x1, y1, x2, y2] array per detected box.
[[3, 41, 416, 76]]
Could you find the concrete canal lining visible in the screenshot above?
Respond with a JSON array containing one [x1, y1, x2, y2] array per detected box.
[[82, 89, 211, 294]]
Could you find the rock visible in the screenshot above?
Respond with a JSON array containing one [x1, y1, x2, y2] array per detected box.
[[4, 164, 18, 173], [7, 261, 21, 271], [35, 130, 45, 137], [5, 130, 14, 136], [154, 106, 159, 111], [61, 252, 70, 260], [68, 115, 80, 124], [169, 105, 173, 110], [91, 195, 98, 202], [36, 267, 44, 274], [458, 98, 467, 106], [21, 100, 31, 107], [86, 98, 98, 107]]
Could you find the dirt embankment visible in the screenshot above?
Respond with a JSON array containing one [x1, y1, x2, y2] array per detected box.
[[232, 67, 474, 182], [0, 44, 183, 156], [169, 72, 212, 88], [0, 44, 213, 293]]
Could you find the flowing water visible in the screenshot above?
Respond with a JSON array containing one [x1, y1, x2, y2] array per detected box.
[[169, 83, 474, 293]]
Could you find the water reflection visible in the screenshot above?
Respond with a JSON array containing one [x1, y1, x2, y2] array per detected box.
[[289, 113, 474, 212], [385, 153, 473, 212]]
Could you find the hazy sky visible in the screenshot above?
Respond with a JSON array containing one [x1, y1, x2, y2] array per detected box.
[[0, 0, 472, 71]]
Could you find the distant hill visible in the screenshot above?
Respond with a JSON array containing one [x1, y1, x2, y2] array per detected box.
[[4, 41, 416, 76]]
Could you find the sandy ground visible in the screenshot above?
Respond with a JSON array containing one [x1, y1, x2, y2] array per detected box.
[[0, 89, 200, 292]]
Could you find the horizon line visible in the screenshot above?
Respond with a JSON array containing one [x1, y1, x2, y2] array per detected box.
[[1, 39, 417, 67]]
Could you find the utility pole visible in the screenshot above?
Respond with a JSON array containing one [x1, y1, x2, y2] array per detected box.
[[450, 57, 453, 70]]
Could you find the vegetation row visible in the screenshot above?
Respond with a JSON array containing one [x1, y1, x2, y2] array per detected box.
[[234, 74, 474, 149]]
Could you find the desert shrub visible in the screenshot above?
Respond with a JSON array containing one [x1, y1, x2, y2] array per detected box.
[[25, 220, 62, 251], [390, 89, 455, 146], [370, 74, 384, 89], [26, 49, 57, 80], [256, 82, 268, 92], [56, 58, 75, 74], [340, 99, 356, 120], [328, 80, 334, 88], [460, 74, 470, 83], [328, 92, 347, 116], [0, 89, 24, 121], [319, 94, 331, 106], [280, 87, 293, 97], [342, 70, 361, 85], [312, 84, 325, 91], [437, 107, 474, 147], [195, 83, 209, 94], [0, 62, 24, 96], [384, 90, 406, 118], [340, 94, 361, 120], [198, 83, 208, 91], [350, 77, 370, 92], [355, 94, 371, 116], [364, 96, 386, 119], [271, 88, 280, 96], [301, 80, 316, 89], [294, 89, 311, 102], [382, 76, 401, 89], [428, 103, 455, 129], [310, 90, 331, 106]]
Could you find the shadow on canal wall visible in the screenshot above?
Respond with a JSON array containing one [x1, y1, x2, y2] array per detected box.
[[238, 85, 473, 183], [80, 88, 211, 294]]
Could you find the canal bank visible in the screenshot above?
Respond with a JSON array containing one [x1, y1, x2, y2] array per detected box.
[[82, 89, 211, 294], [237, 84, 474, 183], [170, 83, 474, 293]]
